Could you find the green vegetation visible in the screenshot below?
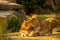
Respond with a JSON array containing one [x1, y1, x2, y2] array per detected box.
[[17, 0, 60, 15], [7, 17, 21, 32], [18, 0, 45, 14], [53, 6, 60, 13]]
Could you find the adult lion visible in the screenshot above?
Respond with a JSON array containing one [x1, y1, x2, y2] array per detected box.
[[19, 14, 60, 36]]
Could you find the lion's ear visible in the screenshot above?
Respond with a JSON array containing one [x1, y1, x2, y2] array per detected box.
[[21, 20, 26, 28]]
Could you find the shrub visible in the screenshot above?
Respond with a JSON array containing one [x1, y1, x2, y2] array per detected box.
[[7, 17, 21, 32]]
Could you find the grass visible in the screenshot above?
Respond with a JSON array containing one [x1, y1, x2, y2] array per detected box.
[[3, 36, 60, 40], [0, 17, 7, 40], [2, 32, 60, 40], [0, 17, 7, 34]]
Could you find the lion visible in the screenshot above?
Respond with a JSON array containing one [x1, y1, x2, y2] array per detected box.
[[45, 17, 60, 33], [39, 17, 60, 35], [19, 14, 60, 36], [19, 14, 41, 36]]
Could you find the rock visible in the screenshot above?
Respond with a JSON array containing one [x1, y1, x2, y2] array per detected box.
[[0, 2, 23, 11], [0, 2, 25, 33]]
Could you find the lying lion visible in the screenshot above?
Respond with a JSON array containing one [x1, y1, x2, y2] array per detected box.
[[19, 14, 60, 36], [19, 14, 41, 36]]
